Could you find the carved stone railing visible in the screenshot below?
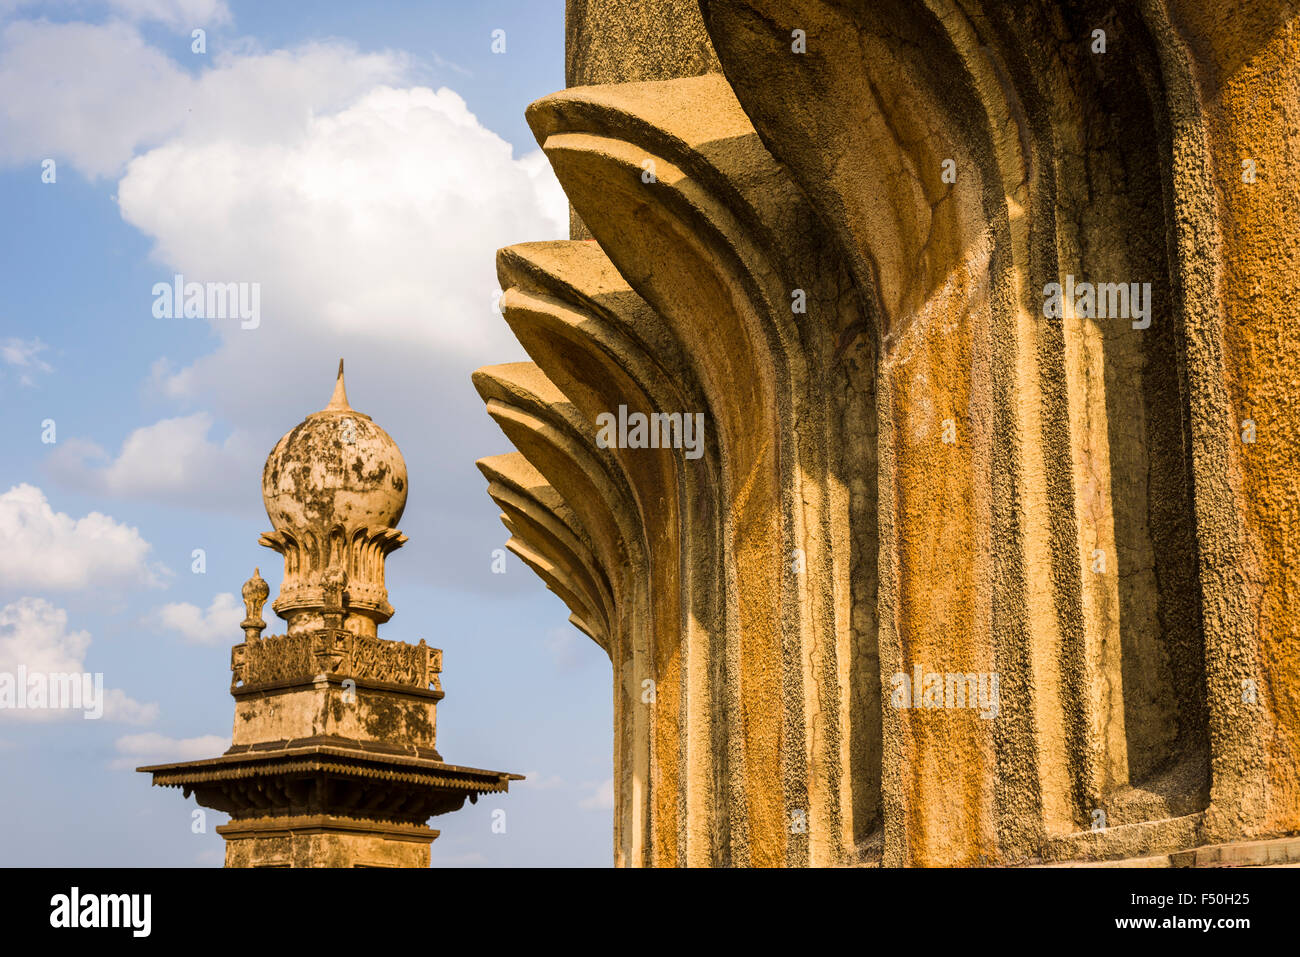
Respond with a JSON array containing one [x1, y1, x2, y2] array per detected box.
[[231, 630, 443, 696]]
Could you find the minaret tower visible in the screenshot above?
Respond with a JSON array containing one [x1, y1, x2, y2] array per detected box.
[[141, 363, 520, 867]]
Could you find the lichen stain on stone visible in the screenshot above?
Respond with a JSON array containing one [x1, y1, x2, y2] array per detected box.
[[362, 697, 404, 739], [350, 454, 390, 486], [329, 694, 349, 725]]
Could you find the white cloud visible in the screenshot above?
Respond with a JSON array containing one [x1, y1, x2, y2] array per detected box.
[[1, 336, 51, 385], [578, 778, 614, 811], [0, 21, 406, 178], [0, 16, 560, 357], [154, 592, 240, 644], [100, 688, 160, 724], [0, 1, 231, 30], [45, 412, 256, 508], [111, 730, 229, 769], [99, 414, 248, 495], [0, 597, 158, 723], [119, 83, 565, 358], [0, 19, 190, 178], [105, 0, 232, 29], [0, 598, 88, 677], [0, 484, 165, 590]]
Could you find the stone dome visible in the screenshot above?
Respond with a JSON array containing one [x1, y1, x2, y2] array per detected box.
[[262, 362, 407, 532]]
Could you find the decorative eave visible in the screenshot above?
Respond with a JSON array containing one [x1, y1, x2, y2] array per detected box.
[[140, 747, 520, 794], [140, 738, 523, 820]]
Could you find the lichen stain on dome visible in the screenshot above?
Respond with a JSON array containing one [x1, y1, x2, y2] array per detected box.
[[261, 361, 408, 532]]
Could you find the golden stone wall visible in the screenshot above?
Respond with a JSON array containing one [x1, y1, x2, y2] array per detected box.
[[476, 0, 1300, 866]]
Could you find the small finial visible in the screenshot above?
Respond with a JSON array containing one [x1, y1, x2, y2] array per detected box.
[[322, 565, 348, 630], [326, 358, 351, 411], [241, 568, 270, 641]]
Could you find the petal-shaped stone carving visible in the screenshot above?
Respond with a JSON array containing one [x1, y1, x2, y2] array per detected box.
[[479, 72, 878, 865], [477, 452, 614, 653]]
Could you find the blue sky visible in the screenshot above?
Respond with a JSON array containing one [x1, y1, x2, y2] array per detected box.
[[0, 0, 613, 867]]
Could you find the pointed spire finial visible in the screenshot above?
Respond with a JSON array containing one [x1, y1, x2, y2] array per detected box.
[[326, 358, 351, 411]]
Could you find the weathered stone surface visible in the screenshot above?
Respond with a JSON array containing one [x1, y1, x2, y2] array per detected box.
[[476, 0, 1300, 866], [564, 0, 720, 238], [566, 0, 718, 87], [220, 818, 439, 869]]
